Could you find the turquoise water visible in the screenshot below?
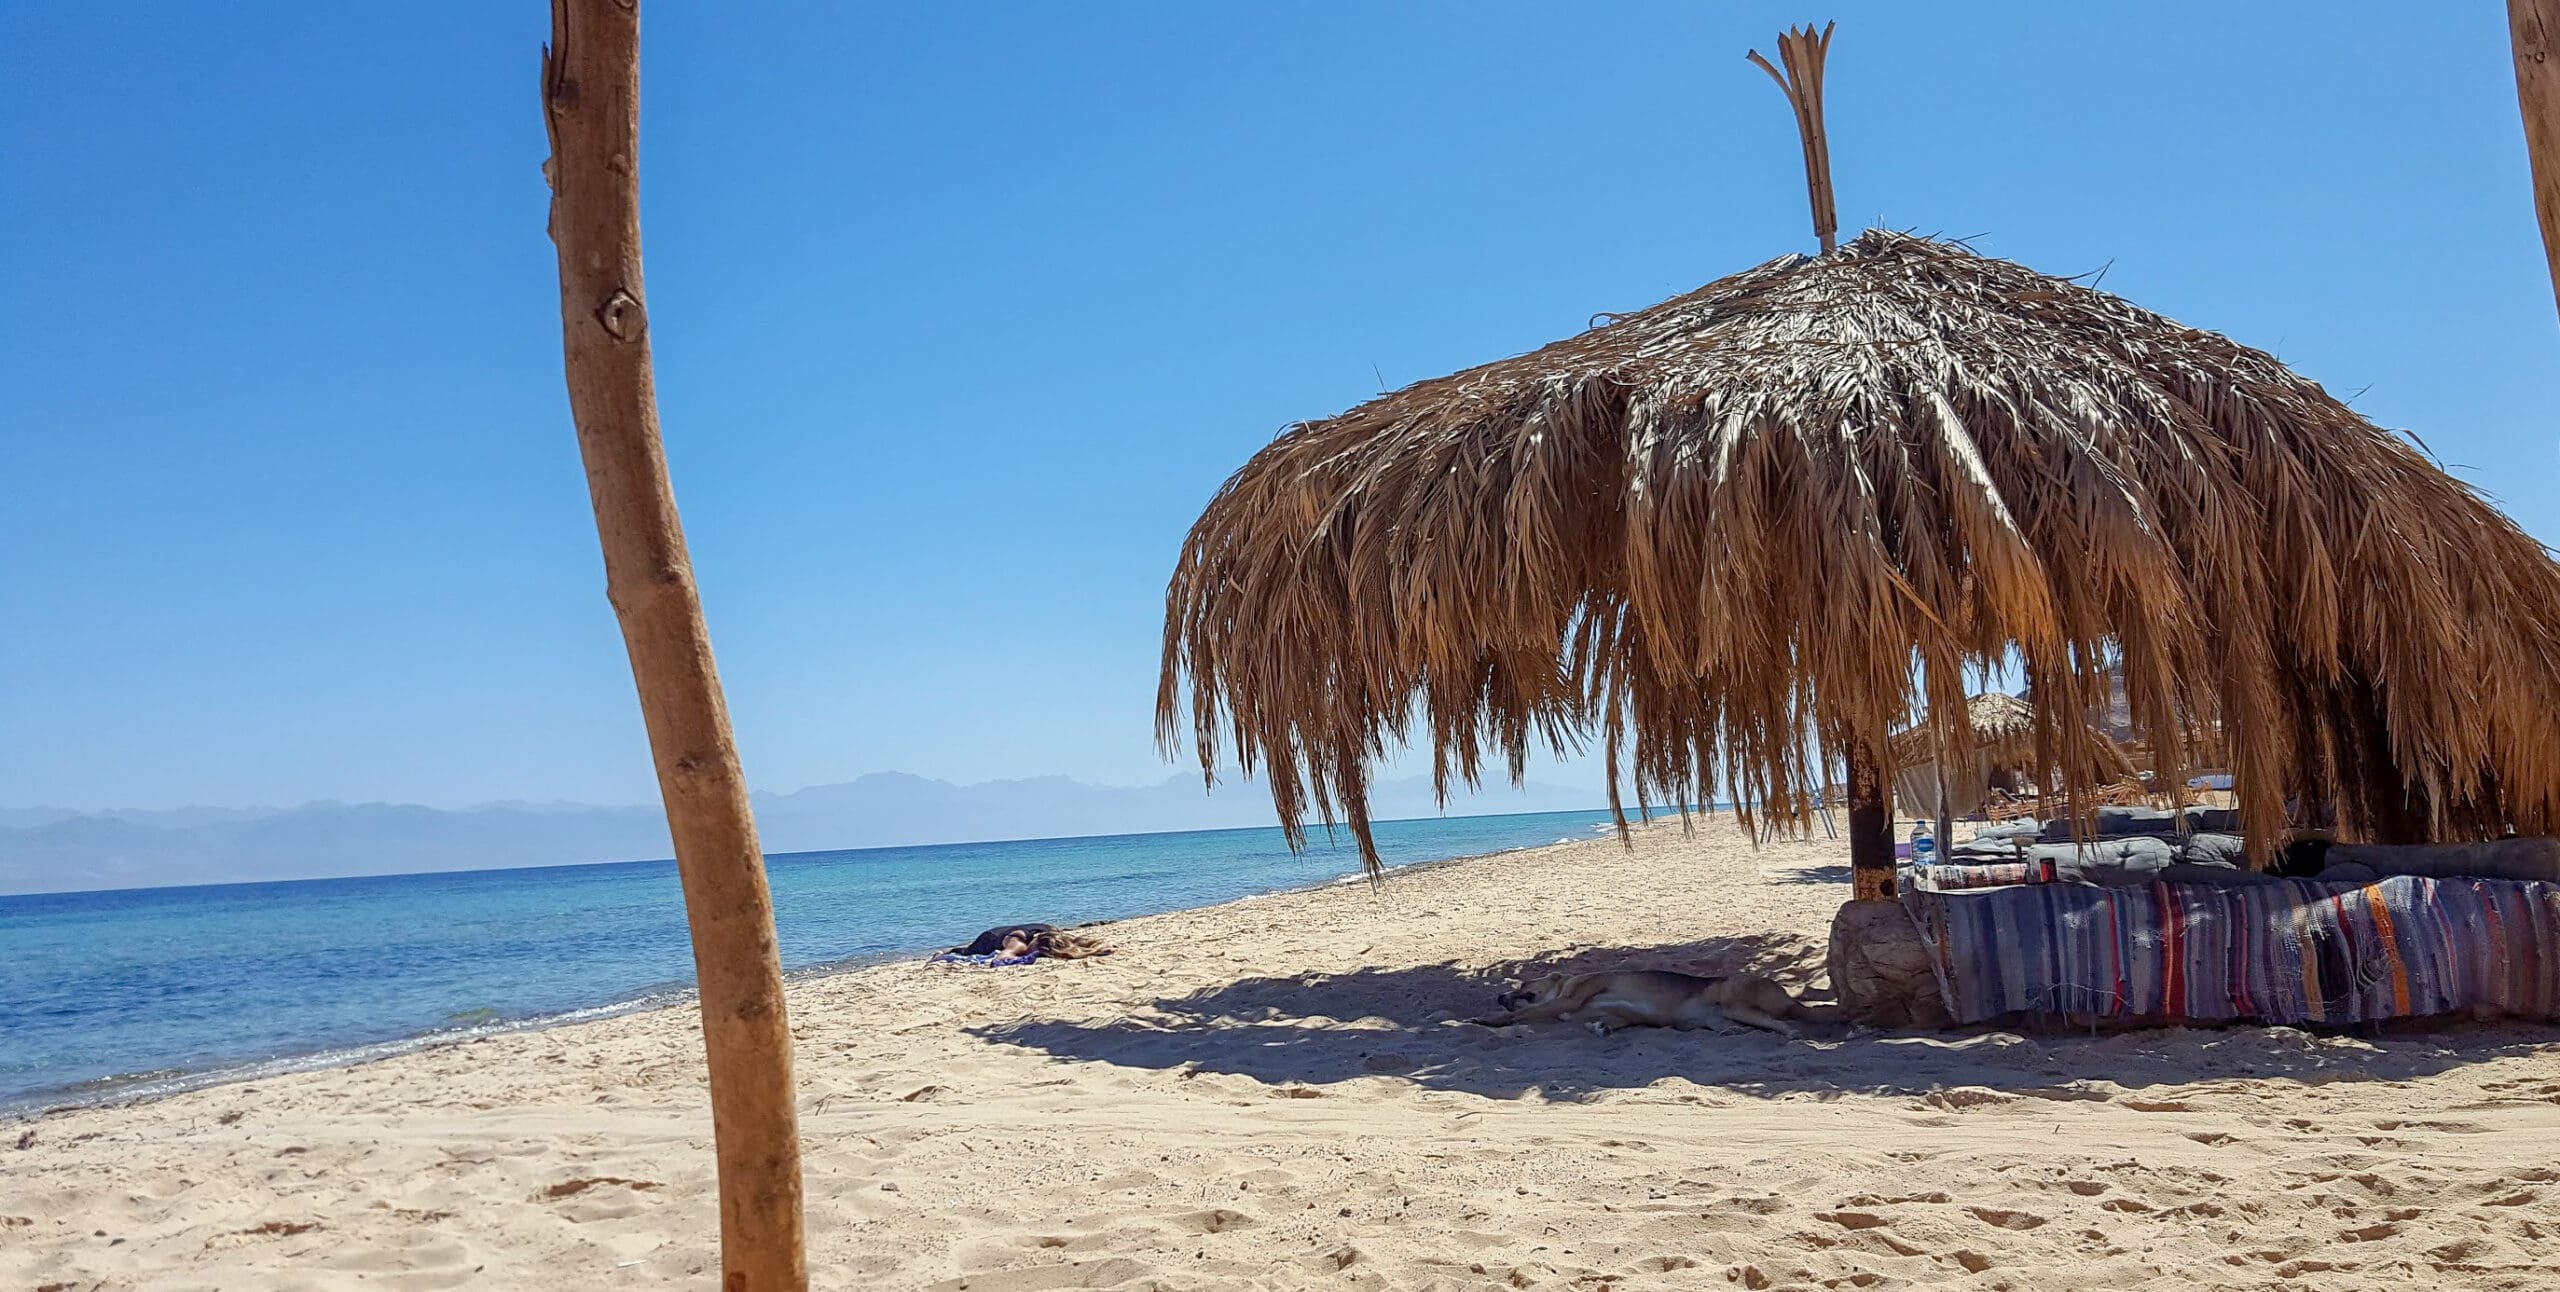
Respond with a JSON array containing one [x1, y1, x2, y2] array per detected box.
[[0, 809, 1621, 1113]]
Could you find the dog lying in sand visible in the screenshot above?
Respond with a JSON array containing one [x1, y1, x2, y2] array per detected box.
[[1474, 969, 1812, 1038]]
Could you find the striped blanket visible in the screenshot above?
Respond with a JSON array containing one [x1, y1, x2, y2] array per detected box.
[[1900, 875, 2560, 1025], [1910, 860, 2053, 891]]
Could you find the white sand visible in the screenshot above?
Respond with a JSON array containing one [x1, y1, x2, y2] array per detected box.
[[8, 818, 2560, 1291]]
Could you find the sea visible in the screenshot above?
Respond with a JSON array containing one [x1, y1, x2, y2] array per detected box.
[[0, 808, 1627, 1116]]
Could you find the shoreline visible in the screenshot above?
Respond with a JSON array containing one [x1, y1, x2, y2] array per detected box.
[[18, 815, 2553, 1291], [6, 826, 1617, 1122]]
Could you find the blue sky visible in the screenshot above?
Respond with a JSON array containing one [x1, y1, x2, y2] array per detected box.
[[4, 3, 2554, 812]]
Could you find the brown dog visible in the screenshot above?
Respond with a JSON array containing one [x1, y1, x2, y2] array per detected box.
[[1479, 969, 1810, 1037]]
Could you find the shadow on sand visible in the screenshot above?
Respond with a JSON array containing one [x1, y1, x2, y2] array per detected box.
[[1767, 863, 1854, 885], [971, 933, 2558, 1102]]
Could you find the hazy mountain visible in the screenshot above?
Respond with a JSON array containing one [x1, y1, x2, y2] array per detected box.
[[0, 773, 1605, 896]]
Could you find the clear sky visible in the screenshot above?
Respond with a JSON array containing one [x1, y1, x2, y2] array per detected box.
[[4, 3, 2555, 812]]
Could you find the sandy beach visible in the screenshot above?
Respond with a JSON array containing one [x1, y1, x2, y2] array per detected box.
[[8, 817, 2560, 1291]]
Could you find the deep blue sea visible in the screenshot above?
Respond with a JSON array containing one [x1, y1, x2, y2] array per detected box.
[[0, 809, 1621, 1114]]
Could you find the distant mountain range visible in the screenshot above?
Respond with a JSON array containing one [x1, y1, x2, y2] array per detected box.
[[0, 772, 1606, 896]]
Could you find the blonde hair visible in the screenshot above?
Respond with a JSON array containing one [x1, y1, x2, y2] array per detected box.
[[1031, 928, 1111, 960]]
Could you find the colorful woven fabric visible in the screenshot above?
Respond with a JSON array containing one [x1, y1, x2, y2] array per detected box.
[[1908, 860, 2055, 891], [1899, 875, 2560, 1024]]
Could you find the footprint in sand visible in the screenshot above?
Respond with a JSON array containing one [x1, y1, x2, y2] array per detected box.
[[202, 1220, 321, 1250], [2426, 1237, 2494, 1268], [1966, 1206, 2047, 1231], [1920, 1087, 2014, 1111], [1814, 1211, 1892, 1230], [922, 1257, 1152, 1292], [537, 1176, 660, 1200], [1842, 1191, 1949, 1206], [1292, 1245, 1359, 1272], [1014, 1233, 1109, 1252], [1167, 1208, 1258, 1234]]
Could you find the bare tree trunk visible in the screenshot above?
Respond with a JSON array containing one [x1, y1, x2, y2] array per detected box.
[[540, 3, 807, 1289], [1846, 740, 1896, 902], [2515, 0, 2560, 318]]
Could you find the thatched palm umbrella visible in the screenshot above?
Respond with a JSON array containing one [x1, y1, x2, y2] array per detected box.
[[1887, 692, 2136, 823], [1160, 26, 2560, 903]]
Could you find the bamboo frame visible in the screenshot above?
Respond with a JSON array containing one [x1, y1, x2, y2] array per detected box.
[[2514, 1, 2560, 318], [539, 2, 807, 1287]]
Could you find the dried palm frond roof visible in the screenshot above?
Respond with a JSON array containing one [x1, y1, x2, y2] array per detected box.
[[1889, 692, 2135, 785], [1957, 693, 2034, 742], [1159, 230, 2560, 872], [1888, 692, 2031, 764]]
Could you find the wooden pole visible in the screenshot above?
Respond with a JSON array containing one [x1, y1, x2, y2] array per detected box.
[[540, 4, 807, 1289], [1845, 738, 1896, 902], [1749, 23, 1840, 254], [1755, 23, 1885, 893], [2514, 1, 2560, 319], [1932, 752, 1953, 876]]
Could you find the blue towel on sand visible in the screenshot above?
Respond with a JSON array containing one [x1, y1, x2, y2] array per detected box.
[[930, 951, 1039, 967]]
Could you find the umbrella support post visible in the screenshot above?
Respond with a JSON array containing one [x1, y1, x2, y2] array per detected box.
[[2513, 0, 2560, 319], [540, 3, 807, 1288], [1846, 741, 1895, 901]]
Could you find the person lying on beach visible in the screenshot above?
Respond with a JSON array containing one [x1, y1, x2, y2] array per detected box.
[[932, 923, 1112, 965], [949, 924, 1052, 958]]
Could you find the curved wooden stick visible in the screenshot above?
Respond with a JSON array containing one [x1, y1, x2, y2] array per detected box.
[[2514, 1, 2560, 320], [1749, 22, 1840, 254], [540, 2, 808, 1288]]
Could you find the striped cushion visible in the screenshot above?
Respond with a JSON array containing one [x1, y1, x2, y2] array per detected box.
[[1899, 876, 2560, 1024]]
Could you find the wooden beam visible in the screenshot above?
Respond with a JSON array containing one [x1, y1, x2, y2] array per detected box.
[[1749, 22, 1841, 254], [2514, 0, 2560, 318], [2337, 674, 2435, 845], [1846, 738, 1896, 901], [540, 3, 807, 1288]]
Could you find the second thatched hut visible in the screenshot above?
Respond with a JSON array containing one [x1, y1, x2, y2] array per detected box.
[[1888, 692, 2138, 824]]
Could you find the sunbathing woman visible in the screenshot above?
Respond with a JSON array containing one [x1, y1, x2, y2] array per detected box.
[[939, 923, 1112, 963]]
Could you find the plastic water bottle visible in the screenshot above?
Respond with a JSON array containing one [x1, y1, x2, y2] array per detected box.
[[1911, 820, 1936, 868]]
